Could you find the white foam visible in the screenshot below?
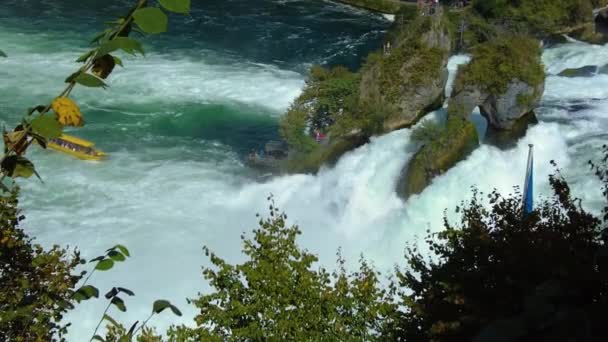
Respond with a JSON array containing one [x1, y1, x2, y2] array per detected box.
[[0, 35, 304, 113]]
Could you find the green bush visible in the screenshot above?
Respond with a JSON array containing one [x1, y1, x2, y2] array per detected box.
[[279, 65, 360, 152], [411, 119, 445, 146], [454, 35, 545, 96], [168, 198, 394, 341], [394, 155, 608, 341], [0, 188, 83, 341], [473, 0, 510, 18]]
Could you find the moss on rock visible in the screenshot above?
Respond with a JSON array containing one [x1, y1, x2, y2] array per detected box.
[[286, 135, 369, 174], [401, 116, 478, 197], [454, 35, 545, 97]]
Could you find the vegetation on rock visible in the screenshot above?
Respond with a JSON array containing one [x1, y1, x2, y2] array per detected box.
[[454, 35, 545, 97], [472, 0, 595, 35], [402, 116, 478, 197]]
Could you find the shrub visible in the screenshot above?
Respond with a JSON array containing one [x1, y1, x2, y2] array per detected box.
[[454, 35, 545, 96], [0, 188, 83, 341], [394, 155, 608, 341], [169, 198, 394, 341], [411, 119, 445, 146]]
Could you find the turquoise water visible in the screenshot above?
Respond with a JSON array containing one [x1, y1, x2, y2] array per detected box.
[[2, 1, 608, 340]]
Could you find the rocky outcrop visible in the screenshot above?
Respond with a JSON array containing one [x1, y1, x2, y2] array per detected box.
[[449, 80, 543, 130], [359, 8, 452, 132], [448, 36, 545, 132], [482, 80, 543, 130]]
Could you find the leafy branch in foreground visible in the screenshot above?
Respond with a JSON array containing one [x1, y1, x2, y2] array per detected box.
[[0, 0, 190, 190]]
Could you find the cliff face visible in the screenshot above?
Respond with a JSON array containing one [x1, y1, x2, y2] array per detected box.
[[359, 8, 452, 132]]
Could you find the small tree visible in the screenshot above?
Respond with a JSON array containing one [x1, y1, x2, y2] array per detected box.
[[169, 197, 394, 341]]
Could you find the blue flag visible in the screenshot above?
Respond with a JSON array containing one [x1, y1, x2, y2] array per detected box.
[[522, 144, 534, 214]]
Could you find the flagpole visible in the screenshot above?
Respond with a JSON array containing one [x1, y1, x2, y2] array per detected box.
[[522, 144, 534, 215]]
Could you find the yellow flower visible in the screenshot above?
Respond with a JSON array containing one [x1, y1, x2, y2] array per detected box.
[[51, 97, 84, 127]]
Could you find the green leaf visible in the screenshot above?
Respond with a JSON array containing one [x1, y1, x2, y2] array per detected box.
[[159, 0, 191, 14], [152, 299, 171, 314], [112, 55, 124, 67], [65, 71, 81, 83], [98, 37, 144, 56], [74, 285, 99, 301], [76, 50, 95, 63], [133, 7, 168, 34], [95, 259, 114, 271], [90, 29, 111, 45], [105, 287, 119, 299], [108, 250, 126, 262], [103, 314, 119, 327], [114, 244, 130, 257], [169, 304, 182, 316], [92, 335, 105, 342], [0, 50, 6, 58], [111, 296, 127, 312], [126, 320, 139, 338], [1, 156, 36, 179], [74, 73, 107, 88], [152, 299, 182, 316], [30, 115, 62, 139], [118, 287, 135, 296]]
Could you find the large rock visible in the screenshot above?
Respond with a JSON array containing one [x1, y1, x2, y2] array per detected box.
[[479, 80, 544, 130], [448, 36, 545, 132], [359, 8, 452, 132]]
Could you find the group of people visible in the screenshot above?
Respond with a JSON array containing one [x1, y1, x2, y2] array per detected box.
[[313, 128, 327, 143], [51, 138, 97, 156]]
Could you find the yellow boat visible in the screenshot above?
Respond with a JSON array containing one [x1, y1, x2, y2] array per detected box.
[[47, 134, 107, 161]]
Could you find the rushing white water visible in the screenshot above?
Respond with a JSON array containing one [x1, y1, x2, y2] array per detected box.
[[9, 35, 607, 341]]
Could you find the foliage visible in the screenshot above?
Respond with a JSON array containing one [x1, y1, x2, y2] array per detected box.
[[472, 0, 510, 18], [169, 197, 394, 341], [454, 35, 545, 96], [394, 155, 608, 341], [279, 65, 360, 152], [411, 119, 445, 146], [446, 9, 499, 51], [472, 0, 595, 34], [0, 188, 83, 341]]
